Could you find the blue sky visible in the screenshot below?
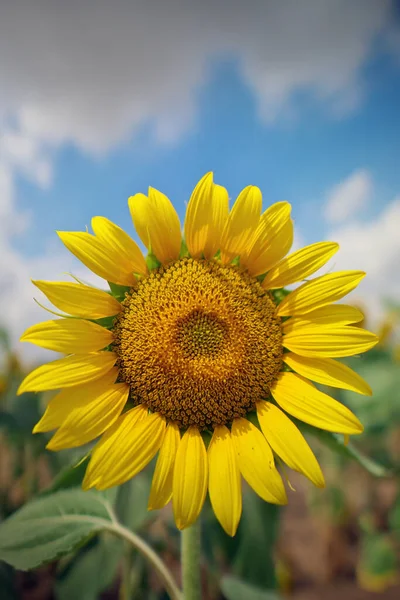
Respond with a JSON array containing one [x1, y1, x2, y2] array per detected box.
[[14, 44, 400, 255], [1, 0, 400, 352]]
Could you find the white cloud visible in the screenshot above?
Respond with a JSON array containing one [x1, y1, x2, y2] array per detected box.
[[0, 0, 396, 153], [328, 198, 400, 326], [324, 169, 373, 224], [0, 155, 103, 364]]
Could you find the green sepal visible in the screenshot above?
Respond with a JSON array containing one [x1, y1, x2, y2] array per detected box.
[[201, 429, 212, 448], [146, 252, 161, 271], [245, 409, 260, 429], [270, 288, 290, 305], [179, 238, 190, 258], [108, 282, 130, 301], [91, 316, 115, 329]]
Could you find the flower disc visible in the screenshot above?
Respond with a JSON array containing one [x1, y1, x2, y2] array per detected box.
[[113, 258, 283, 429]]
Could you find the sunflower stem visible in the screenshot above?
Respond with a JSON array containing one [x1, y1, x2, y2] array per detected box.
[[119, 543, 133, 600], [181, 521, 202, 600], [107, 522, 182, 600]]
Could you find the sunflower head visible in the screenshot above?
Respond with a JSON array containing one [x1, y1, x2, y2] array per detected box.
[[19, 172, 378, 536]]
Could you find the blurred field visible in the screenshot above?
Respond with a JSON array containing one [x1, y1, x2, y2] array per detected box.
[[1, 307, 399, 600]]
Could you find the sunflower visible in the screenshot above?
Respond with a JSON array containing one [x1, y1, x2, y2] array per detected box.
[[18, 173, 378, 536]]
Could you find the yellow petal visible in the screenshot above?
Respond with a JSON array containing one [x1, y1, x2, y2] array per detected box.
[[127, 193, 151, 247], [20, 318, 113, 353], [271, 372, 363, 434], [17, 352, 117, 395], [91, 216, 147, 276], [263, 241, 339, 289], [277, 271, 366, 317], [128, 188, 181, 264], [220, 186, 262, 264], [208, 425, 242, 536], [242, 202, 293, 276], [184, 173, 229, 258], [32, 280, 122, 319], [282, 304, 365, 331], [148, 422, 180, 510], [207, 184, 230, 256], [83, 409, 165, 490], [173, 427, 208, 530], [231, 418, 287, 505], [46, 381, 130, 450], [184, 172, 213, 257], [256, 401, 325, 488], [33, 368, 120, 432], [283, 324, 379, 357], [283, 353, 372, 395], [57, 231, 136, 286]]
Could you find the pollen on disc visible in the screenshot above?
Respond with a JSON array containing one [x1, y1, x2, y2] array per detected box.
[[113, 258, 283, 429]]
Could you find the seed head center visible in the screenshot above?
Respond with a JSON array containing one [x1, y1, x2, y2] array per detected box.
[[175, 310, 227, 359], [113, 258, 283, 429]]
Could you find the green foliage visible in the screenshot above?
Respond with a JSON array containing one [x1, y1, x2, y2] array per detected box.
[[232, 492, 279, 589], [55, 534, 124, 600], [357, 530, 398, 591], [343, 351, 400, 434], [389, 496, 400, 540], [115, 471, 154, 531], [0, 489, 114, 570], [221, 576, 280, 600], [203, 488, 280, 593], [299, 422, 394, 477]]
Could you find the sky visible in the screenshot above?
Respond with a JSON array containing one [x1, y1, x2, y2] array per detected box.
[[1, 0, 400, 359]]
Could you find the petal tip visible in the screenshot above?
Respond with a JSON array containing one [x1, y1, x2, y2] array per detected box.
[[174, 519, 187, 531], [82, 474, 95, 491], [45, 440, 58, 452], [16, 381, 28, 396]]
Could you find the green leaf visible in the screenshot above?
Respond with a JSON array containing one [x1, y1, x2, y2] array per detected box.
[[221, 576, 280, 600], [0, 489, 115, 570], [55, 533, 123, 600], [298, 422, 393, 478]]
